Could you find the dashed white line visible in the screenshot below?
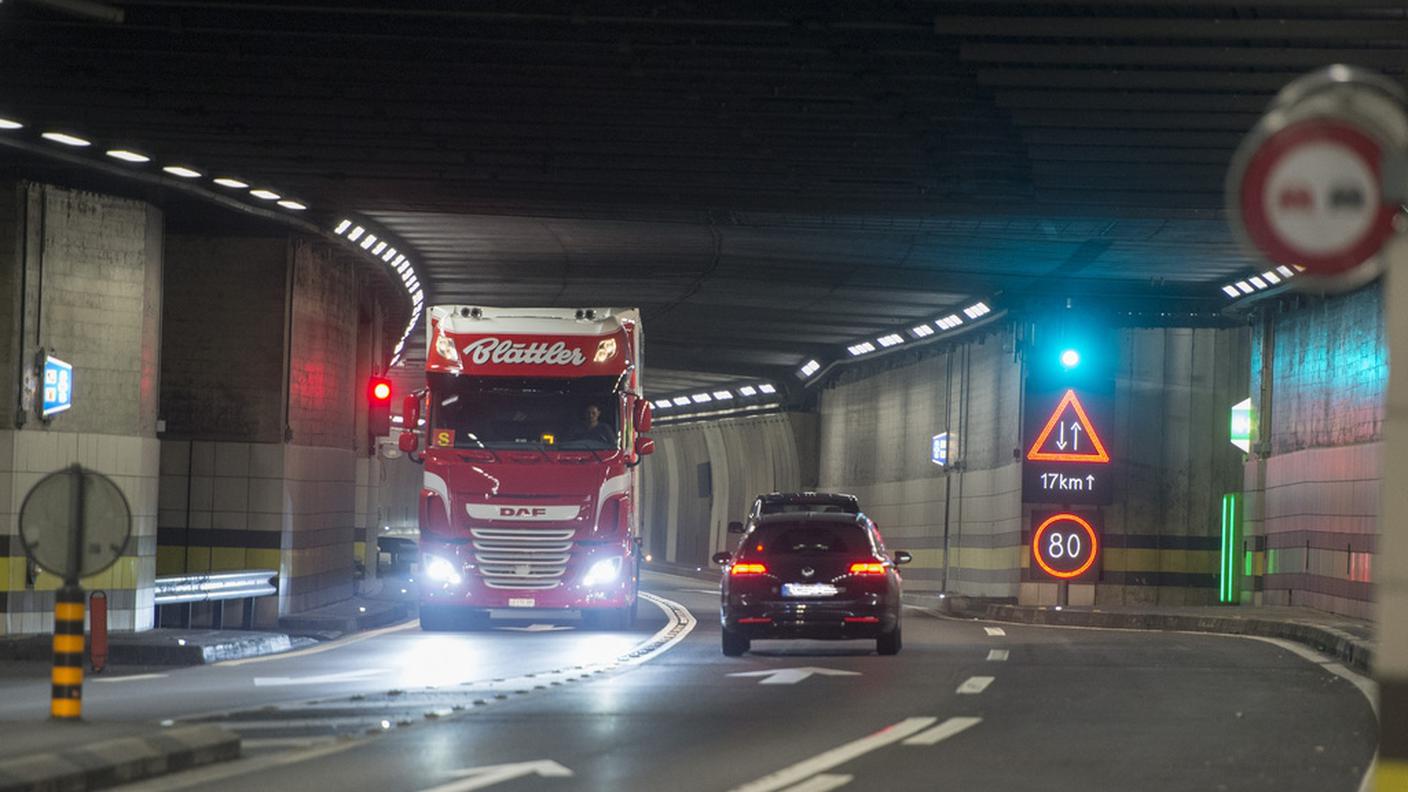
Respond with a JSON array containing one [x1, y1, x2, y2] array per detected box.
[[986, 649, 1009, 662], [956, 676, 994, 695], [901, 717, 983, 746], [727, 717, 938, 792], [984, 627, 1006, 637], [92, 673, 167, 683], [777, 774, 853, 792]]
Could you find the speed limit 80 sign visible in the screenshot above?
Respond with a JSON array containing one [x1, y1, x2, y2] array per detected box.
[[1030, 512, 1100, 581]]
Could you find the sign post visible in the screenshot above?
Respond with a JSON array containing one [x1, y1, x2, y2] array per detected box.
[[1226, 65, 1408, 790], [18, 466, 132, 720]]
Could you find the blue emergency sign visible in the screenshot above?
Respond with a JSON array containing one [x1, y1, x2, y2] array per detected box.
[[41, 354, 73, 418]]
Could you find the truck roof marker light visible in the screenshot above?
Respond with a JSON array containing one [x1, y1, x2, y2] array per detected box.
[[42, 131, 91, 147], [216, 177, 250, 189], [911, 324, 934, 338], [371, 240, 388, 255], [277, 200, 307, 211], [250, 188, 281, 200], [672, 396, 691, 406], [738, 385, 758, 396], [758, 384, 777, 394], [163, 165, 202, 178], [712, 390, 734, 400], [0, 118, 23, 130], [106, 149, 150, 163], [877, 334, 903, 348], [1222, 285, 1241, 298], [347, 225, 365, 242]]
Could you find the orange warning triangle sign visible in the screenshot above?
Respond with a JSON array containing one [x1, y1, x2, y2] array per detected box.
[[1026, 389, 1110, 464]]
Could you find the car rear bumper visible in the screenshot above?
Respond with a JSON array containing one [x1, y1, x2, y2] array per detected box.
[[722, 601, 898, 639]]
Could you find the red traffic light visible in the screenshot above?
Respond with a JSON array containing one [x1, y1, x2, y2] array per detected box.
[[370, 377, 392, 402]]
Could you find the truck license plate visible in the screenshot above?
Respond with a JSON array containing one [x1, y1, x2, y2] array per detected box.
[[508, 598, 536, 608]]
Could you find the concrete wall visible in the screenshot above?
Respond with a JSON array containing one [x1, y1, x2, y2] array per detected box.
[[0, 182, 163, 634], [640, 412, 817, 568], [1243, 286, 1384, 619]]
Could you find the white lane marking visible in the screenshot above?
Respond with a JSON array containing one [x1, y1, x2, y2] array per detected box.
[[419, 760, 573, 792], [92, 673, 167, 683], [728, 667, 861, 685], [902, 716, 983, 746], [984, 627, 1006, 637], [218, 618, 418, 667], [986, 649, 1009, 662], [777, 774, 853, 792], [252, 668, 385, 687], [627, 592, 697, 665], [956, 676, 994, 695], [727, 717, 937, 792]]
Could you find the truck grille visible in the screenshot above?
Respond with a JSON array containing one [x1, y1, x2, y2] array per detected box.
[[470, 527, 575, 590]]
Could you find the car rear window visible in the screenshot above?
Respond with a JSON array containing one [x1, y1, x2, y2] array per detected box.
[[742, 522, 871, 557], [759, 499, 858, 515]]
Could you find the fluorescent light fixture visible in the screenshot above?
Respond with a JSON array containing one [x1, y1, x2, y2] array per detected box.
[[936, 314, 964, 330], [654, 400, 673, 409], [106, 149, 150, 163], [361, 234, 378, 250], [413, 290, 424, 303], [1249, 276, 1268, 290], [0, 118, 23, 130], [691, 393, 712, 404], [215, 177, 250, 189], [392, 254, 407, 267], [848, 342, 876, 356], [335, 219, 353, 234], [1276, 265, 1295, 278], [712, 390, 734, 400], [396, 260, 411, 274], [738, 385, 758, 397], [277, 200, 307, 210], [1235, 281, 1254, 295], [249, 188, 280, 200], [347, 226, 366, 243], [371, 241, 388, 255], [799, 360, 821, 377], [672, 396, 691, 407], [1222, 285, 1241, 298], [162, 165, 202, 178], [877, 333, 903, 348], [758, 383, 777, 394], [963, 302, 991, 320], [911, 324, 934, 338], [42, 131, 90, 147], [1262, 270, 1282, 285], [382, 248, 398, 262]]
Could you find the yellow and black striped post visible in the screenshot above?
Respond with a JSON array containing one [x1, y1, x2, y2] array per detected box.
[[51, 585, 85, 720]]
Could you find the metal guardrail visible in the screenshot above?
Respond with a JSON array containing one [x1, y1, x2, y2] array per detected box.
[[153, 569, 277, 629]]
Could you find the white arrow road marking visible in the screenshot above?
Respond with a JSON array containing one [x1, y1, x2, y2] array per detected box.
[[496, 624, 574, 632], [728, 717, 937, 792], [777, 774, 853, 792], [987, 649, 1009, 662], [727, 667, 862, 685], [902, 717, 983, 746], [957, 676, 994, 695], [253, 668, 385, 687], [983, 626, 1006, 637], [93, 673, 167, 683], [418, 760, 572, 792]]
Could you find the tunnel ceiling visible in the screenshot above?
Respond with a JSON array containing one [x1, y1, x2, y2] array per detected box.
[[1, 0, 1400, 394]]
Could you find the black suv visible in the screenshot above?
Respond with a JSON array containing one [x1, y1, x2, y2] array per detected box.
[[713, 512, 911, 657]]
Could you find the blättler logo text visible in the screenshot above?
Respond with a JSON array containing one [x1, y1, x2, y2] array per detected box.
[[463, 338, 587, 366]]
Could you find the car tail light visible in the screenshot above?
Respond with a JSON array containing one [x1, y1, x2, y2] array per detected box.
[[737, 617, 772, 624], [731, 562, 768, 576], [844, 616, 880, 623], [848, 561, 886, 575]]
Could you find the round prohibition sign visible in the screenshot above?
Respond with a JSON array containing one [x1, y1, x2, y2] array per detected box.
[[1031, 513, 1099, 580]]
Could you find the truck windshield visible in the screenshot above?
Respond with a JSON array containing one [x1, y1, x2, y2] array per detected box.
[[427, 373, 621, 451]]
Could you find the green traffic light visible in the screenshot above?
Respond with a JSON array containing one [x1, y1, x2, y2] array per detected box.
[[1060, 348, 1080, 369]]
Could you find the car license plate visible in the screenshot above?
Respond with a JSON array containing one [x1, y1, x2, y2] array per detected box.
[[508, 598, 536, 608], [782, 583, 838, 598]]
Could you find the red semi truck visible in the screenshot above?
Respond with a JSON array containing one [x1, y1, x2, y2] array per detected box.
[[399, 306, 654, 631]]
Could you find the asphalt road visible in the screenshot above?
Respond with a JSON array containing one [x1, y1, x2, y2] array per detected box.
[[0, 571, 1378, 792]]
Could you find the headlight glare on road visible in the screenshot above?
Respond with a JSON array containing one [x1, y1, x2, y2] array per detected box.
[[582, 557, 622, 587], [424, 555, 462, 585]]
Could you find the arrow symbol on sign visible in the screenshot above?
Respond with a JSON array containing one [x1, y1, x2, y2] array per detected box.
[[253, 669, 384, 687], [418, 761, 573, 792], [496, 624, 573, 632], [1086, 474, 1095, 489], [727, 666, 862, 685], [1056, 421, 1067, 450], [1070, 422, 1082, 450]]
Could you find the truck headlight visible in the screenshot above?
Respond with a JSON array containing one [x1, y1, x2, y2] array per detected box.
[[424, 555, 462, 585], [582, 557, 622, 587]]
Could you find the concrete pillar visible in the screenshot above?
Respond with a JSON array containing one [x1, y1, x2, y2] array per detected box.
[[0, 181, 163, 634]]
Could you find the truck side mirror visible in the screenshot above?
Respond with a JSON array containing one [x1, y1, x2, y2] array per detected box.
[[399, 432, 419, 453], [727, 521, 744, 534], [633, 400, 653, 433], [634, 436, 655, 456]]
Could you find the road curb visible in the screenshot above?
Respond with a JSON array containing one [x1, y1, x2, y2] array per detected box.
[[0, 631, 295, 666], [0, 724, 239, 792]]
